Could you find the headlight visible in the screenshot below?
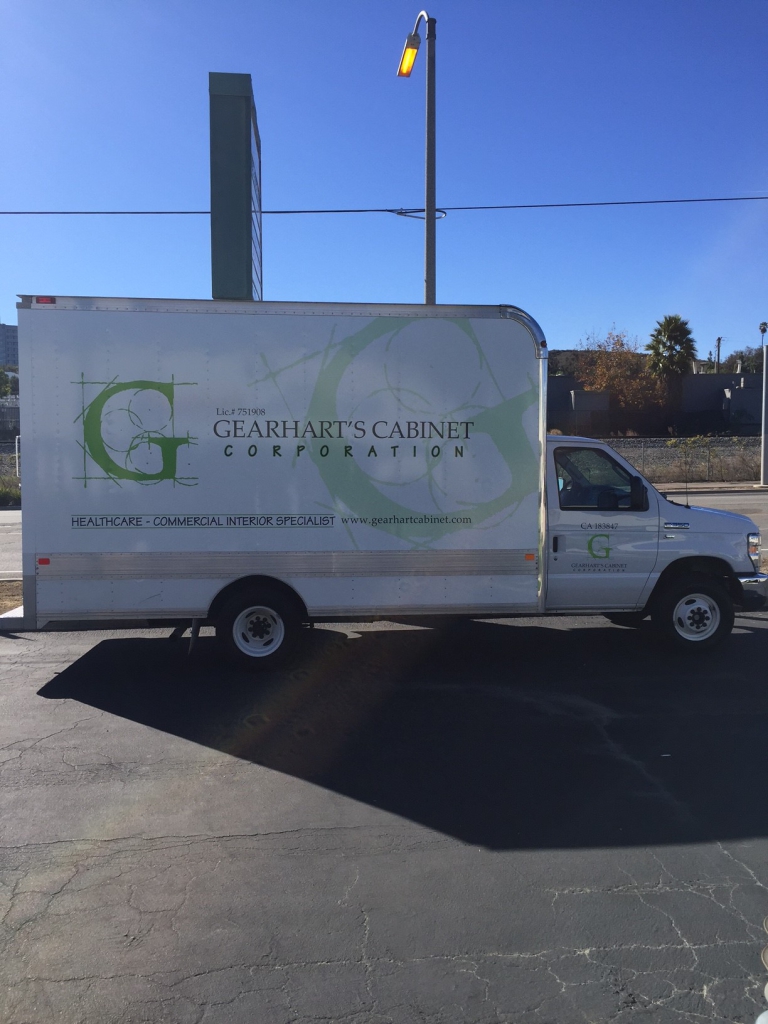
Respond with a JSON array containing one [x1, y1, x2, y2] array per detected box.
[[748, 532, 761, 570]]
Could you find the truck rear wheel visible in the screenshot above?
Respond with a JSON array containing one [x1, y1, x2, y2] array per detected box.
[[216, 588, 300, 668], [652, 575, 734, 650]]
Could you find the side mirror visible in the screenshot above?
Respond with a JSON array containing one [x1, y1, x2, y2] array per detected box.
[[630, 475, 648, 511]]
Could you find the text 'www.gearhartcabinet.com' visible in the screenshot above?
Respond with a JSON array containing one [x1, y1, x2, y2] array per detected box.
[[70, 513, 474, 529]]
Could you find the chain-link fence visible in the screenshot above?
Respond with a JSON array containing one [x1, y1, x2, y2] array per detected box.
[[0, 439, 20, 477], [605, 436, 761, 483]]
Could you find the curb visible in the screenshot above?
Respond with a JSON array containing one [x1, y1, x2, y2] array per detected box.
[[658, 484, 768, 495]]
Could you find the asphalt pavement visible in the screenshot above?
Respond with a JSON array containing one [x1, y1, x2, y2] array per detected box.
[[3, 615, 768, 1023]]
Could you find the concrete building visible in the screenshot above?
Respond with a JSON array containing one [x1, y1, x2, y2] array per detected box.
[[0, 323, 18, 366], [548, 370, 763, 436]]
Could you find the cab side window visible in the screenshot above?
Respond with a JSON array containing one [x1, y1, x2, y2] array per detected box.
[[555, 447, 637, 511]]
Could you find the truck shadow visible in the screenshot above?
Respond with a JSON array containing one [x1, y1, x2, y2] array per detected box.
[[38, 617, 768, 850]]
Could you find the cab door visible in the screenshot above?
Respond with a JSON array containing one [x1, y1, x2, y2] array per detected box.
[[546, 445, 659, 611]]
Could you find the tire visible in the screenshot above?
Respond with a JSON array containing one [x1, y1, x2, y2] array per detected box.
[[651, 575, 734, 650], [604, 612, 647, 629], [216, 587, 300, 669]]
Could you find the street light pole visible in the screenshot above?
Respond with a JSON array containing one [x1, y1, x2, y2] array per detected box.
[[398, 11, 437, 304], [760, 322, 767, 486], [424, 15, 436, 304]]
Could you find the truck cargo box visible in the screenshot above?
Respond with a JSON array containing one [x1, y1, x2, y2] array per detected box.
[[17, 297, 547, 640]]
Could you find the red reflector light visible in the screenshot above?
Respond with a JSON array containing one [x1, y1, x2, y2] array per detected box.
[[525, 553, 536, 561], [38, 557, 50, 565], [35, 296, 56, 304]]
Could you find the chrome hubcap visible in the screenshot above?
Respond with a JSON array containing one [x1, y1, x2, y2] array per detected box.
[[672, 593, 720, 642], [232, 605, 285, 658]]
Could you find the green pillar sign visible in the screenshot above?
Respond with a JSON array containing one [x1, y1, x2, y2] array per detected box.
[[209, 72, 262, 301]]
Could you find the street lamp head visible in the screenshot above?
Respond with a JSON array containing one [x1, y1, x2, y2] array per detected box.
[[397, 31, 421, 76]]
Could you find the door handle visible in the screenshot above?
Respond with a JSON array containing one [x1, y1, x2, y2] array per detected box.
[[552, 536, 559, 553]]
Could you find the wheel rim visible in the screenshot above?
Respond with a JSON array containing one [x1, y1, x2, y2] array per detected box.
[[232, 605, 285, 658], [671, 592, 721, 642]]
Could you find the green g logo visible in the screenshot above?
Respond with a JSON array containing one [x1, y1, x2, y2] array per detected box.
[[587, 533, 611, 559], [76, 377, 197, 486]]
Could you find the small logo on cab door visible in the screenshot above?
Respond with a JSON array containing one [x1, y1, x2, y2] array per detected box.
[[587, 533, 611, 559]]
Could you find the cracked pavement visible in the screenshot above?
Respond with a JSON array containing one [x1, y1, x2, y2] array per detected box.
[[1, 611, 768, 1022]]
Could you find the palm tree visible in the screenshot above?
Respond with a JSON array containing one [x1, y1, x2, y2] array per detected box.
[[646, 315, 697, 427], [646, 315, 697, 376], [760, 321, 767, 343]]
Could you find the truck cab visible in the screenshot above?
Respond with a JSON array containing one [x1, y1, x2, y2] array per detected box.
[[545, 435, 767, 647]]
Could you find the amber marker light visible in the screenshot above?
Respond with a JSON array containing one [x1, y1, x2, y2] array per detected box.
[[397, 32, 421, 77]]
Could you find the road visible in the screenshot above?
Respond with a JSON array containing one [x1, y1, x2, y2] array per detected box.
[[662, 488, 768, 540], [1, 492, 768, 1023], [0, 509, 21, 580]]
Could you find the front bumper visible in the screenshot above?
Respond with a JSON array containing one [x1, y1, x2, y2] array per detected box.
[[737, 572, 768, 611]]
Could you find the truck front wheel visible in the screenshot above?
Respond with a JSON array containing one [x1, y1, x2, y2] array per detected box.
[[652, 575, 734, 649], [216, 588, 300, 668]]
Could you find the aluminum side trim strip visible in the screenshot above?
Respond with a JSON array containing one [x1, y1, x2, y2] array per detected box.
[[36, 549, 538, 580], [39, 602, 540, 622]]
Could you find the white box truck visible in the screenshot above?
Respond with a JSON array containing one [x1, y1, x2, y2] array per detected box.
[[4, 295, 766, 663]]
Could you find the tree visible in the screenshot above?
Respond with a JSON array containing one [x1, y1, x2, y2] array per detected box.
[[722, 346, 764, 375], [574, 330, 666, 431], [646, 315, 697, 376], [0, 371, 11, 399], [547, 351, 566, 376], [760, 322, 767, 343]]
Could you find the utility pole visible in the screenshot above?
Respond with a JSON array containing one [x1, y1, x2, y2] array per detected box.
[[715, 336, 722, 374]]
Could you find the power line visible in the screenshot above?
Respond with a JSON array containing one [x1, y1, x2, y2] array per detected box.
[[0, 195, 766, 216], [442, 195, 768, 212]]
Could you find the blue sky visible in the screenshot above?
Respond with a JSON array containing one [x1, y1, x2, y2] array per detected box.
[[1, 0, 766, 359]]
